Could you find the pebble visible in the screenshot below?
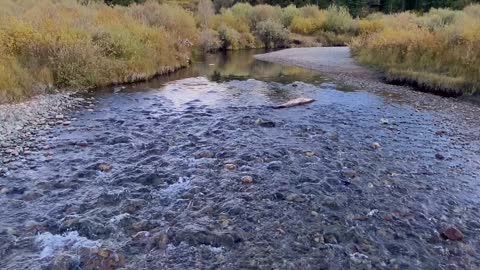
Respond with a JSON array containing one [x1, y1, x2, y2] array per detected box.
[[342, 169, 357, 179], [350, 252, 370, 265], [255, 118, 276, 128], [98, 164, 112, 172], [224, 163, 237, 171], [380, 118, 389, 125], [435, 153, 445, 160], [241, 176, 253, 185], [286, 193, 305, 202], [0, 93, 84, 170], [372, 142, 381, 150]]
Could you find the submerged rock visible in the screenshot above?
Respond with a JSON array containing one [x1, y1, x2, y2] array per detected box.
[[255, 118, 276, 128], [173, 224, 242, 247], [241, 176, 254, 185], [441, 227, 464, 241], [286, 193, 306, 203], [98, 163, 112, 172], [224, 163, 237, 171]]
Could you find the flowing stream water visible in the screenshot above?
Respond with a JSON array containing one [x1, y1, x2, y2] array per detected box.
[[1, 50, 480, 269]]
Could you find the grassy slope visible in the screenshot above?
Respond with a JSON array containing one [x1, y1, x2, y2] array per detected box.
[[351, 5, 480, 96], [0, 0, 196, 103]]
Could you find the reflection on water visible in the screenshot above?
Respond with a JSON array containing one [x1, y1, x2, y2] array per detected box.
[[89, 49, 377, 110], [96, 49, 335, 94]]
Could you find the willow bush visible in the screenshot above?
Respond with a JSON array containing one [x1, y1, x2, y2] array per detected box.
[[0, 0, 196, 103], [351, 4, 480, 95]]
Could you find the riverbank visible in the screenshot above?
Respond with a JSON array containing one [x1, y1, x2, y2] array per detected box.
[[0, 93, 95, 175], [255, 47, 480, 112]]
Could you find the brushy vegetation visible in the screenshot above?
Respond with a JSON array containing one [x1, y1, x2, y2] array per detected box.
[[0, 0, 195, 103], [199, 3, 358, 51], [351, 4, 480, 95], [1, 0, 479, 102]]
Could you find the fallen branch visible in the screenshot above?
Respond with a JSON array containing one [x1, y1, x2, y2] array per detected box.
[[272, 98, 315, 109]]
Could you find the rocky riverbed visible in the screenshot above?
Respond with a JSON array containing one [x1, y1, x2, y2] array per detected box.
[[1, 49, 480, 269], [0, 93, 97, 176]]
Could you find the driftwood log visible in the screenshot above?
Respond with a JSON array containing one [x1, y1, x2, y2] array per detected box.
[[272, 98, 315, 109]]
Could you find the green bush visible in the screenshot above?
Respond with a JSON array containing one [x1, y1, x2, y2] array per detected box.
[[281, 4, 300, 27], [255, 20, 289, 48], [218, 24, 241, 49], [324, 5, 357, 34], [197, 29, 222, 52]]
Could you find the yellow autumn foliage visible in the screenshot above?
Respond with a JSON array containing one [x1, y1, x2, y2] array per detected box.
[[0, 0, 196, 103], [352, 5, 480, 95]]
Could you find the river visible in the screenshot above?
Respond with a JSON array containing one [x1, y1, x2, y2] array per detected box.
[[1, 49, 479, 269]]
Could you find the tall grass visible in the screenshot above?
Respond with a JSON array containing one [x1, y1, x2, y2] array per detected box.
[[352, 4, 480, 96], [199, 3, 358, 51], [3, 0, 477, 101], [0, 0, 196, 103]]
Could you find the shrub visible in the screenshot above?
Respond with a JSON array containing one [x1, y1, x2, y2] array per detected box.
[[289, 17, 318, 35], [357, 19, 384, 35], [255, 20, 289, 48], [128, 2, 197, 41], [210, 9, 250, 34], [351, 4, 480, 95], [218, 24, 241, 49], [324, 5, 357, 34], [0, 0, 192, 103], [416, 8, 462, 31], [197, 29, 222, 52], [281, 4, 300, 27], [230, 3, 254, 28], [250, 4, 282, 26]]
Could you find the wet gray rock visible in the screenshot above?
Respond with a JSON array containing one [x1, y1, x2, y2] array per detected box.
[[255, 118, 276, 128], [172, 224, 242, 247], [120, 199, 147, 214], [286, 193, 306, 202], [108, 136, 131, 145], [341, 169, 357, 179], [241, 176, 254, 185]]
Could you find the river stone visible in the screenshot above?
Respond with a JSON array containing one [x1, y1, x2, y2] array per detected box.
[[241, 176, 254, 185], [224, 163, 237, 171], [286, 193, 305, 203], [255, 118, 275, 128], [441, 227, 464, 241], [342, 169, 357, 179], [78, 247, 125, 270], [173, 224, 242, 247], [98, 164, 112, 172]]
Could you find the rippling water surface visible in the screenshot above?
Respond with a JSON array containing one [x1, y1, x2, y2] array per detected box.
[[1, 50, 479, 269]]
